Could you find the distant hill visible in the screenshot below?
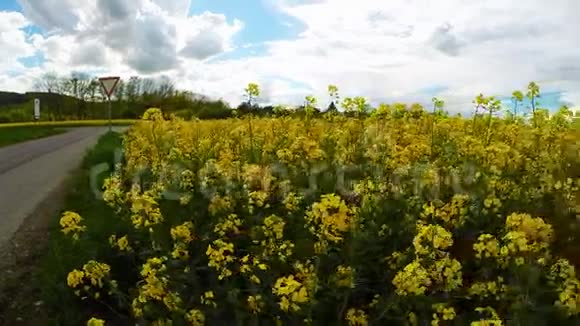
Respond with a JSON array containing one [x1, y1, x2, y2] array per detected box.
[[0, 91, 78, 109], [0, 91, 28, 107], [0, 89, 233, 122]]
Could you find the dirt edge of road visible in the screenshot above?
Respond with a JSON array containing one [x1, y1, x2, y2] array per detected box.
[[0, 177, 71, 325]]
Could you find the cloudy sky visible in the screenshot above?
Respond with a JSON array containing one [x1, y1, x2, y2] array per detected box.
[[1, 0, 580, 112]]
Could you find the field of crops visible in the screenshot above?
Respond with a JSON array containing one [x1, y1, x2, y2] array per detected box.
[[57, 106, 579, 325]]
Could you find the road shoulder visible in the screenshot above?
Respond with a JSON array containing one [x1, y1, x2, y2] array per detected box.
[[0, 178, 69, 325]]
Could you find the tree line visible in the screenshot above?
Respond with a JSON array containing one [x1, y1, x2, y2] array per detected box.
[[1, 73, 577, 123], [23, 72, 233, 121]]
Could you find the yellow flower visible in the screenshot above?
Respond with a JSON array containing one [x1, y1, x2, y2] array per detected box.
[[278, 295, 292, 312], [504, 213, 553, 253], [305, 194, 354, 243], [432, 256, 463, 291], [131, 298, 143, 317], [249, 191, 269, 208], [473, 234, 500, 259], [86, 317, 105, 326], [128, 190, 164, 228], [59, 211, 86, 240], [82, 261, 111, 288], [259, 215, 294, 261], [186, 309, 205, 326], [468, 277, 508, 300], [550, 258, 576, 282], [213, 214, 242, 237], [250, 275, 261, 284], [141, 257, 167, 278], [291, 286, 308, 304], [421, 195, 469, 229], [117, 235, 130, 251], [139, 275, 167, 301], [172, 246, 190, 260], [109, 234, 132, 252], [557, 278, 580, 315], [408, 312, 418, 326], [273, 275, 302, 297], [263, 215, 285, 240], [335, 265, 355, 288], [208, 195, 233, 216], [393, 260, 432, 296], [171, 221, 195, 243], [163, 292, 182, 311], [413, 224, 453, 256], [283, 192, 302, 212], [67, 269, 85, 288], [247, 295, 264, 314], [201, 291, 217, 308], [142, 107, 163, 120], [432, 303, 456, 325], [345, 308, 368, 326], [471, 307, 503, 325], [273, 262, 316, 312], [206, 240, 235, 280]]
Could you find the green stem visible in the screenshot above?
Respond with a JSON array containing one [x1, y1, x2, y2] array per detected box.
[[248, 114, 254, 163], [431, 105, 436, 158], [486, 108, 493, 145], [472, 107, 479, 133]]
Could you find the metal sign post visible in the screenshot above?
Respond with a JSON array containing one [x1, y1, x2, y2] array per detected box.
[[98, 76, 120, 132]]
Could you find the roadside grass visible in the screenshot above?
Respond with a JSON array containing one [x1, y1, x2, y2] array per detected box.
[[0, 119, 137, 128], [37, 131, 129, 326], [0, 126, 67, 148]]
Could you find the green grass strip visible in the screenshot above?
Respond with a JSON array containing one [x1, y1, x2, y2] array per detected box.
[[37, 131, 126, 325], [0, 126, 67, 148]]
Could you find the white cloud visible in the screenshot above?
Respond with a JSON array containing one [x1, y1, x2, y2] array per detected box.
[[14, 0, 243, 75], [3, 0, 580, 110], [178, 12, 243, 60], [236, 0, 580, 109], [0, 11, 35, 73]]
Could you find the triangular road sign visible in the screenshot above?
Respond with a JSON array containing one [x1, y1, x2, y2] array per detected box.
[[99, 76, 120, 98]]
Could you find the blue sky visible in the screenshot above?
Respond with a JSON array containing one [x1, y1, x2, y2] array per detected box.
[[0, 0, 20, 11], [0, 0, 578, 111], [189, 0, 302, 47]]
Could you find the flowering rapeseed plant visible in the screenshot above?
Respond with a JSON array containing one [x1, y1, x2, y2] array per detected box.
[[59, 211, 86, 240], [60, 104, 580, 324]]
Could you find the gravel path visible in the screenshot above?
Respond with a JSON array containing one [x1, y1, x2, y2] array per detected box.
[[0, 127, 119, 246]]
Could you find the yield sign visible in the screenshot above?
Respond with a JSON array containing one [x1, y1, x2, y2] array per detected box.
[[99, 76, 120, 98]]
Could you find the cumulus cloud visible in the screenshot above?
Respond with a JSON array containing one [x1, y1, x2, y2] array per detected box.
[[125, 14, 179, 73], [18, 0, 79, 32], [69, 41, 109, 67], [430, 23, 462, 56], [0, 11, 35, 72], [3, 0, 580, 110], [179, 12, 243, 60], [246, 0, 580, 109], [15, 0, 243, 74], [181, 31, 225, 60]]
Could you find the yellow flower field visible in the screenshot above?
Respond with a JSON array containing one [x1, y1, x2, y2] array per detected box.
[[60, 106, 579, 325]]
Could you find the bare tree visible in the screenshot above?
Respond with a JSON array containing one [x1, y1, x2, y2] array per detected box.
[[141, 78, 157, 95], [34, 72, 60, 93], [157, 76, 175, 99], [68, 72, 93, 118]]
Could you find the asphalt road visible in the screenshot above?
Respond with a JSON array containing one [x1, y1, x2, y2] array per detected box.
[[0, 127, 121, 246]]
